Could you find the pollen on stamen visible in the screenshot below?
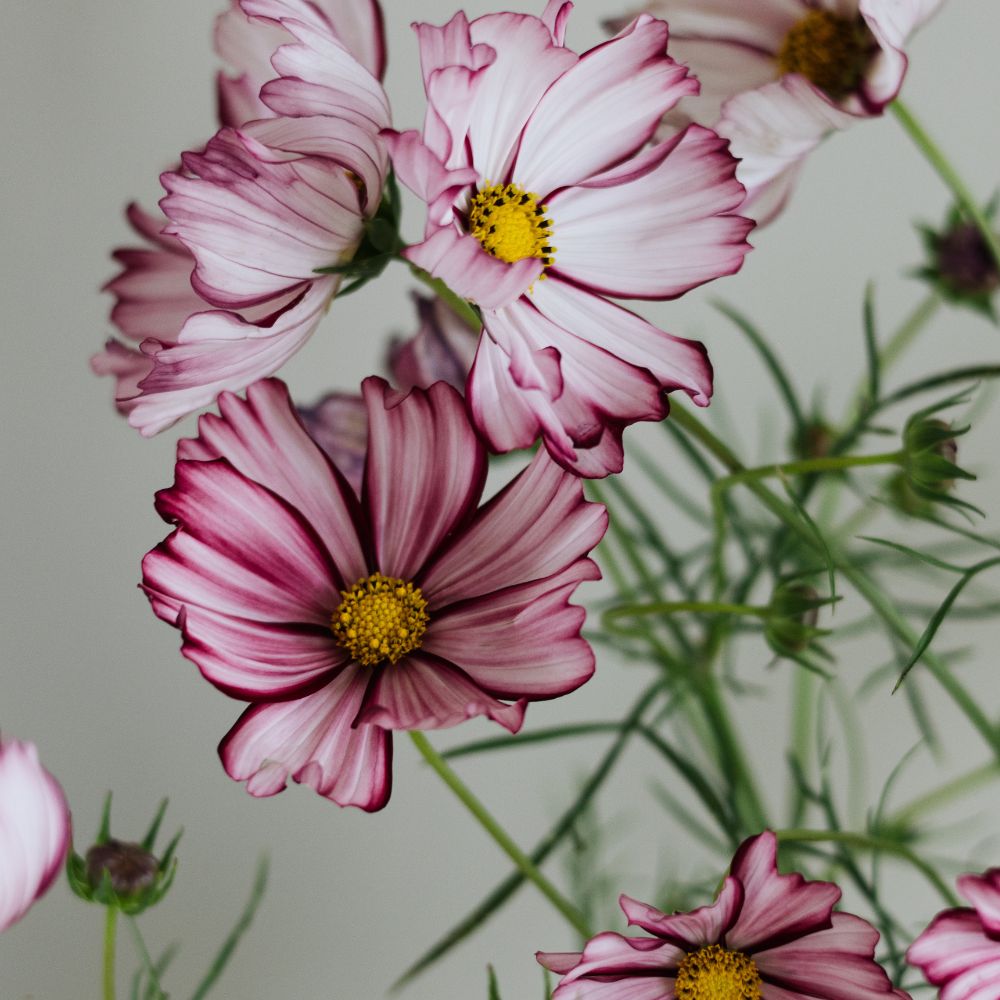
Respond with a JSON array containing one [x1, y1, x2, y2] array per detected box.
[[777, 9, 872, 99], [468, 182, 556, 278]]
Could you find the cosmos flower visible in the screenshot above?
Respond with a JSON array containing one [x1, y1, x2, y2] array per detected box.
[[385, 2, 752, 477], [907, 867, 1000, 998], [142, 377, 606, 810], [538, 830, 907, 999], [94, 0, 390, 435], [0, 737, 71, 933], [606, 0, 944, 221]]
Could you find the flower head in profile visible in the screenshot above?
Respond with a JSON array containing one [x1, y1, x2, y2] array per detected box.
[[142, 377, 606, 810], [0, 737, 71, 933], [607, 0, 944, 221], [385, 2, 752, 477], [93, 0, 390, 435], [907, 866, 1000, 997], [538, 831, 907, 999]]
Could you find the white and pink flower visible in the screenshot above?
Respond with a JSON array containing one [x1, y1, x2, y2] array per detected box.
[[607, 0, 944, 221], [142, 377, 606, 810], [907, 867, 1000, 998], [385, 3, 752, 477], [94, 0, 390, 435], [538, 830, 907, 999], [0, 737, 71, 933]]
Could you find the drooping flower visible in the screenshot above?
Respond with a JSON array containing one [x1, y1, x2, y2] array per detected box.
[[385, 3, 751, 477], [605, 0, 944, 221], [0, 737, 71, 933], [142, 377, 606, 810], [907, 867, 1000, 997], [538, 830, 907, 999], [94, 0, 390, 435]]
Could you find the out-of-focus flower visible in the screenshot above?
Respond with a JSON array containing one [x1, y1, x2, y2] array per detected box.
[[94, 0, 390, 436], [0, 737, 71, 933], [142, 377, 606, 810], [907, 867, 1000, 997], [297, 293, 478, 495], [538, 830, 907, 999], [607, 0, 944, 221], [917, 203, 1000, 321], [385, 3, 752, 477]]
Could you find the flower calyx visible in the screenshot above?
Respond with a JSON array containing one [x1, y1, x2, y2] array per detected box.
[[764, 580, 837, 672]]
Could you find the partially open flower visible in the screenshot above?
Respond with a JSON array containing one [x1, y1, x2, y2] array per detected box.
[[538, 830, 907, 999], [0, 737, 71, 933]]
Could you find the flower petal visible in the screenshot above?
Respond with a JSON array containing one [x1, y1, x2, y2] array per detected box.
[[515, 15, 697, 194], [959, 870, 1000, 935], [546, 931, 683, 995], [362, 377, 486, 582], [219, 664, 392, 810], [0, 739, 70, 933], [357, 653, 526, 733], [297, 390, 368, 497], [388, 293, 480, 393], [908, 909, 1000, 989], [549, 124, 751, 299], [621, 878, 743, 948]]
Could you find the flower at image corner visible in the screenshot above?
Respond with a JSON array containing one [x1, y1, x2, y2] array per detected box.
[[141, 377, 607, 810], [0, 737, 71, 933], [907, 867, 1000, 997], [606, 0, 944, 221], [538, 830, 908, 999], [93, 0, 390, 436], [385, 3, 753, 477]]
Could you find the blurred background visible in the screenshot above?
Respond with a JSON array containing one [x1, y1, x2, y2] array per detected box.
[[2, 0, 999, 996]]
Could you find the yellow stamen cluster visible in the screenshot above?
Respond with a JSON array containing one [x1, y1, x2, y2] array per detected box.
[[674, 944, 762, 1000], [777, 10, 872, 99], [468, 182, 555, 269], [332, 573, 429, 667]]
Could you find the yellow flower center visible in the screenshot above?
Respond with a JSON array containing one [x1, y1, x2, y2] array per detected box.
[[674, 944, 762, 1000], [777, 10, 872, 99], [468, 182, 555, 269], [332, 573, 429, 666]]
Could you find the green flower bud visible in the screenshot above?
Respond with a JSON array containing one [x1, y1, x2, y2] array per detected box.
[[764, 582, 834, 666]]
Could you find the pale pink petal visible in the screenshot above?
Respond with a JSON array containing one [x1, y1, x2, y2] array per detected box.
[[908, 909, 1000, 987], [219, 664, 392, 811], [547, 931, 683, 992], [423, 559, 600, 698], [144, 458, 340, 625], [90, 340, 155, 417], [357, 653, 526, 733], [297, 390, 367, 497], [530, 280, 712, 406], [536, 951, 581, 976], [161, 128, 364, 309], [755, 913, 897, 999], [388, 293, 480, 393], [514, 16, 697, 194], [362, 377, 486, 582], [554, 980, 674, 1000], [403, 227, 542, 310], [0, 739, 70, 934], [958, 871, 1000, 935], [541, 0, 573, 45], [621, 879, 743, 947], [178, 378, 367, 585], [214, 0, 286, 126], [726, 831, 841, 952], [549, 125, 751, 299], [421, 447, 606, 607], [128, 278, 335, 437]]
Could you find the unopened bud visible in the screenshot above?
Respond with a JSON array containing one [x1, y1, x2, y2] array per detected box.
[[765, 582, 831, 660], [86, 839, 159, 897]]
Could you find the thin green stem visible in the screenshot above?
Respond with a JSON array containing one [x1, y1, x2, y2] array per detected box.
[[407, 264, 482, 330], [604, 600, 769, 630], [408, 730, 591, 938], [879, 293, 941, 373], [774, 828, 960, 907], [125, 917, 165, 999], [103, 906, 117, 1000], [891, 99, 1000, 271], [890, 761, 1000, 828]]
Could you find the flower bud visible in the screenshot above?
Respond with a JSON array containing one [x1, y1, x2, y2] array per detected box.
[[764, 582, 833, 665], [792, 417, 835, 460], [85, 839, 159, 897]]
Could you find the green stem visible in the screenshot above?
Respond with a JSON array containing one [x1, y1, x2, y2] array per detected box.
[[890, 761, 1000, 827], [407, 264, 482, 331], [604, 600, 769, 629], [879, 293, 941, 373], [408, 730, 591, 938], [103, 906, 118, 1000], [774, 828, 960, 907], [891, 99, 1000, 271]]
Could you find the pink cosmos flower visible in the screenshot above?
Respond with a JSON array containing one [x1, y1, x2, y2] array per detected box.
[[385, 2, 752, 478], [0, 737, 71, 933], [607, 0, 944, 221], [142, 377, 606, 810], [93, 0, 390, 436], [538, 830, 908, 1000], [907, 867, 1000, 998]]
